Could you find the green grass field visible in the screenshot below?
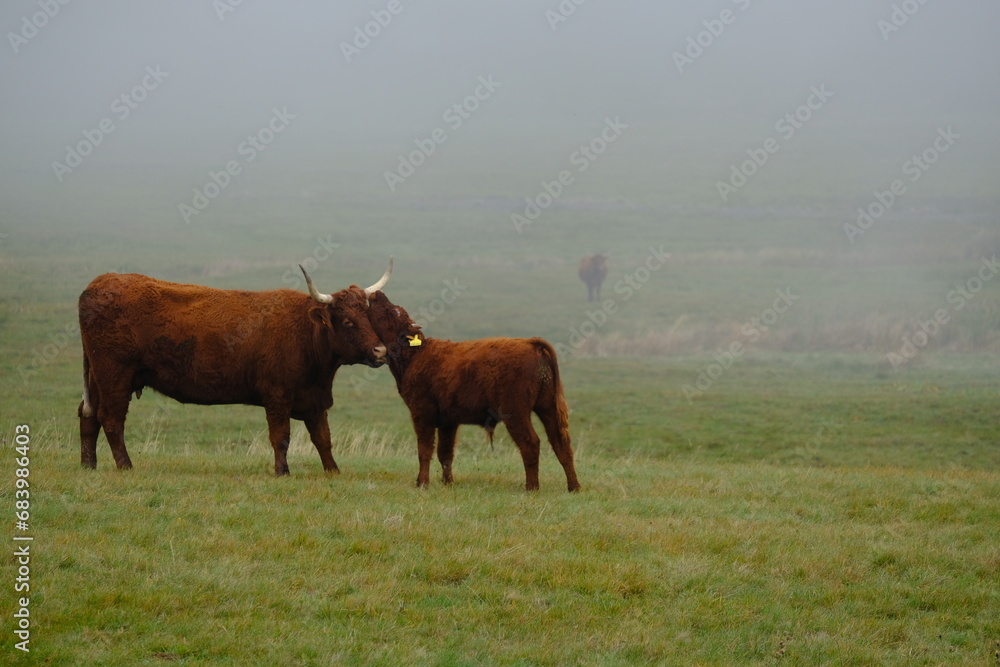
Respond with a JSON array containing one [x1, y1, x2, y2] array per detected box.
[[2, 152, 999, 664]]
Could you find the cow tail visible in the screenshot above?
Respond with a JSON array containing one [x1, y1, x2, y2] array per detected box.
[[533, 339, 571, 446], [80, 349, 94, 418]]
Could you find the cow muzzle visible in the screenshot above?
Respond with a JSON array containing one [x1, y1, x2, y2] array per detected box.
[[369, 344, 387, 367]]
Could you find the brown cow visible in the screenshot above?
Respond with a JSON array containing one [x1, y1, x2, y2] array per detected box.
[[77, 260, 392, 475], [364, 290, 581, 492], [579, 254, 608, 301]]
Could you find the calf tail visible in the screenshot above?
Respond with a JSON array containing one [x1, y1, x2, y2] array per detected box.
[[531, 338, 570, 445], [531, 338, 580, 491]]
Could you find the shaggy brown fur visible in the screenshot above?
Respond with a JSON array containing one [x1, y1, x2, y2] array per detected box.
[[78, 272, 388, 475], [367, 291, 580, 492], [579, 254, 608, 301]]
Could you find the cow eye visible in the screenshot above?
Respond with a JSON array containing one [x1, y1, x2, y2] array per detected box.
[[342, 319, 353, 327]]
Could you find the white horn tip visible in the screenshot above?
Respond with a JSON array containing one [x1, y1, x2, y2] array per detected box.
[[364, 256, 394, 296], [300, 264, 334, 303]]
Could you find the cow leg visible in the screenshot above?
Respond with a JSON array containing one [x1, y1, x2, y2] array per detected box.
[[437, 423, 458, 484], [79, 402, 101, 469], [79, 355, 101, 468], [265, 407, 292, 476], [413, 420, 436, 488], [535, 406, 581, 492], [504, 416, 541, 491], [304, 411, 339, 473], [83, 356, 135, 469]]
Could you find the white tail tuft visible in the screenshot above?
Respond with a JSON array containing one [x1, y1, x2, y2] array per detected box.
[[81, 390, 94, 417], [81, 357, 94, 417]]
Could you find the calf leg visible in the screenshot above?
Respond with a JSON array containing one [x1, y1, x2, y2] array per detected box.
[[413, 420, 436, 488], [504, 416, 541, 491], [535, 406, 581, 492], [437, 424, 458, 484], [265, 407, 292, 476], [304, 411, 339, 473]]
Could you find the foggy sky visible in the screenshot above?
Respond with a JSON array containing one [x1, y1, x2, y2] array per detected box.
[[2, 0, 999, 213]]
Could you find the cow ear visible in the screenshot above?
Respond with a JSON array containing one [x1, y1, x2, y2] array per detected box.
[[308, 305, 332, 329]]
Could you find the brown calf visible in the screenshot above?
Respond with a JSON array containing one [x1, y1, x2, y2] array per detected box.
[[366, 291, 581, 492]]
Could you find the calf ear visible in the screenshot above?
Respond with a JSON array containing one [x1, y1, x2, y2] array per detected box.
[[308, 305, 332, 329]]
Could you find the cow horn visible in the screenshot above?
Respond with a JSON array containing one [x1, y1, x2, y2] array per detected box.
[[363, 256, 393, 296], [299, 265, 334, 304]]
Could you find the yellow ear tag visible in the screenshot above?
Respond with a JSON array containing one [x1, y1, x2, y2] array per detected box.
[[408, 335, 422, 347]]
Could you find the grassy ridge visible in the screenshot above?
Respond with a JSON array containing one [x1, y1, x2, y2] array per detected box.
[[8, 433, 999, 664], [3, 353, 999, 664]]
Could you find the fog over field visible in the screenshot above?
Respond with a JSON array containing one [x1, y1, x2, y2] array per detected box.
[[3, 1, 998, 200], [1, 1, 999, 353]]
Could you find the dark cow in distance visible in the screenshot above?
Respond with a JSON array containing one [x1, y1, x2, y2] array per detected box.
[[579, 254, 608, 301], [366, 290, 580, 492], [78, 260, 392, 475]]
